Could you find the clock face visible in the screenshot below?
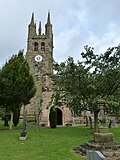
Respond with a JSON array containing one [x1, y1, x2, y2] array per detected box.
[[34, 55, 42, 62]]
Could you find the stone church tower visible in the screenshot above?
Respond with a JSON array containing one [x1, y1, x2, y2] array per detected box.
[[25, 12, 77, 126]]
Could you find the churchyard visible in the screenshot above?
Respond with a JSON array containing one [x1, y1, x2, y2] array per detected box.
[[0, 121, 120, 160]]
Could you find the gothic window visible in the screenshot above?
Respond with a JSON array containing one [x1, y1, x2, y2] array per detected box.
[[34, 42, 38, 51], [41, 42, 45, 51]]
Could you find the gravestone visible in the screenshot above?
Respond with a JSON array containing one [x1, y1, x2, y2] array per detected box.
[[86, 151, 107, 160], [94, 100, 114, 143]]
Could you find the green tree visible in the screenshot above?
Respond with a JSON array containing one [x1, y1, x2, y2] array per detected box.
[[50, 45, 120, 132], [0, 50, 36, 129], [13, 107, 20, 126], [81, 45, 120, 131], [49, 107, 57, 128]]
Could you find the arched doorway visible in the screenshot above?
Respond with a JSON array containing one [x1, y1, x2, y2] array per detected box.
[[55, 108, 63, 125]]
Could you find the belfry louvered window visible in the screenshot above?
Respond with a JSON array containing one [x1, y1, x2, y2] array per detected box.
[[34, 42, 38, 51], [41, 42, 45, 51]]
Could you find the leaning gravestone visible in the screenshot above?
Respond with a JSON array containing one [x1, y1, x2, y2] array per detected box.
[[86, 151, 107, 160]]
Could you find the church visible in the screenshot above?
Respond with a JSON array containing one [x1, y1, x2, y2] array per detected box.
[[25, 12, 84, 126]]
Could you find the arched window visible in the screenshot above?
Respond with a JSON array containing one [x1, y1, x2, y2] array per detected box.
[[41, 42, 45, 51], [34, 42, 38, 51]]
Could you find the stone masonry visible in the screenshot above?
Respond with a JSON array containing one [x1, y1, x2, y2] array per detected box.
[[25, 12, 77, 126]]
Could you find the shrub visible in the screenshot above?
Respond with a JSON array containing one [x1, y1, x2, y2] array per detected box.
[[13, 108, 20, 126], [49, 107, 57, 128]]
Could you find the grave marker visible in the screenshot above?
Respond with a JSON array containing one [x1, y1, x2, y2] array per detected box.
[[86, 150, 107, 160]]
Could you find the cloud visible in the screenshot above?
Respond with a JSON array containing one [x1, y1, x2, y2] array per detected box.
[[54, 0, 120, 62], [0, 0, 120, 67]]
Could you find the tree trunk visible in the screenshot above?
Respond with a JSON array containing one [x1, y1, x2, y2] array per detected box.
[[89, 116, 93, 129], [85, 115, 89, 126], [4, 116, 9, 126], [108, 119, 112, 128], [36, 112, 40, 131], [36, 107, 42, 131], [94, 112, 99, 132], [9, 112, 13, 130], [34, 111, 37, 127]]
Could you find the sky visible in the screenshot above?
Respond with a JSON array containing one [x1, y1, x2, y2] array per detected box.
[[0, 0, 120, 67]]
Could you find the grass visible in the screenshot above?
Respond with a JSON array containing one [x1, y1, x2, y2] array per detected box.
[[0, 123, 119, 160], [0, 124, 93, 160]]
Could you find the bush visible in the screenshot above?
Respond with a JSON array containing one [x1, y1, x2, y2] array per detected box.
[[13, 108, 20, 126], [2, 112, 11, 126], [49, 107, 57, 128]]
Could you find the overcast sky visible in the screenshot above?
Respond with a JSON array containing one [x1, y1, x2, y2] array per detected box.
[[0, 0, 120, 67]]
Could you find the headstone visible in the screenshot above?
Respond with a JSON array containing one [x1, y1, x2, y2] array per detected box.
[[99, 104, 106, 127], [19, 109, 27, 140], [86, 150, 108, 160]]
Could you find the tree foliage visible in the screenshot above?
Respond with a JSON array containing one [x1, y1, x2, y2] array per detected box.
[[0, 50, 36, 127], [50, 45, 120, 131], [50, 58, 89, 115]]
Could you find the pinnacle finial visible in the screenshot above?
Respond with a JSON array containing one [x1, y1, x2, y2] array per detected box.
[[38, 21, 42, 35], [47, 11, 51, 24], [31, 13, 34, 24]]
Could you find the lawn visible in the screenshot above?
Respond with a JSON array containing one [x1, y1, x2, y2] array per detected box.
[[0, 124, 119, 160]]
